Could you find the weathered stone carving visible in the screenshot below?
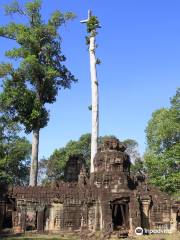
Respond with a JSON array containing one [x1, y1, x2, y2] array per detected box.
[[0, 137, 179, 238]]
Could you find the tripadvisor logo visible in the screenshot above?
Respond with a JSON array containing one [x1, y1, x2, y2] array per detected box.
[[135, 226, 171, 235], [135, 227, 143, 235]]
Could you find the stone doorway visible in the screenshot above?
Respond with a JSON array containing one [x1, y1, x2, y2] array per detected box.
[[26, 211, 37, 231], [111, 199, 129, 231]]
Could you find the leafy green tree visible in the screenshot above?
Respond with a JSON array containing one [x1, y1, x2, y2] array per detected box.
[[144, 88, 180, 195], [40, 133, 91, 184], [123, 139, 140, 163], [0, 0, 76, 186], [0, 114, 31, 185], [170, 87, 180, 112], [123, 139, 145, 175]]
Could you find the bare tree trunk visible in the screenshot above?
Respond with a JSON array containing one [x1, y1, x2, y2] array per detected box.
[[29, 128, 39, 186], [89, 33, 99, 173]]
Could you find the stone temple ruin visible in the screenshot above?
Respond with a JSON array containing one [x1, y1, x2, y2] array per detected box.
[[0, 137, 179, 238]]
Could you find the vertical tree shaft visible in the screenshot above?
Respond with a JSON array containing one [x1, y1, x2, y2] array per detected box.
[[89, 34, 99, 173], [29, 129, 39, 186]]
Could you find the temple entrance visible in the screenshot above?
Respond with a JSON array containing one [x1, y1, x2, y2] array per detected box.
[[3, 202, 13, 229], [26, 211, 38, 231], [111, 199, 129, 231]]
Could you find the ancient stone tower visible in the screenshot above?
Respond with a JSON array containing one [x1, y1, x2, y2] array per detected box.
[[0, 137, 179, 238]]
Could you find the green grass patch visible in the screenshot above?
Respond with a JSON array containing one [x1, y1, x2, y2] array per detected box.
[[1, 232, 180, 240], [0, 234, 79, 240]]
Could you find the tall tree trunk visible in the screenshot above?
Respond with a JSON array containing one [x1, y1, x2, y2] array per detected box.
[[29, 128, 39, 186], [89, 33, 99, 173]]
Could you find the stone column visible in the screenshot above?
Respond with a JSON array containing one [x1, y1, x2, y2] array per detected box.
[[48, 202, 62, 232], [129, 198, 141, 236], [37, 210, 44, 232], [12, 211, 22, 233], [88, 204, 95, 231], [101, 202, 113, 236], [141, 198, 151, 229], [94, 201, 100, 231], [170, 207, 178, 233], [20, 210, 26, 233]]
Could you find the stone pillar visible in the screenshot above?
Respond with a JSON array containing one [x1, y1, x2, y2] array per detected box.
[[141, 198, 151, 229], [101, 202, 113, 236], [48, 202, 62, 232], [49, 204, 55, 231], [170, 206, 178, 233], [129, 198, 141, 236], [20, 211, 26, 233], [88, 204, 95, 231], [129, 217, 133, 235], [170, 211, 177, 233], [37, 210, 44, 232], [99, 201, 103, 230], [94, 201, 101, 231], [12, 211, 22, 233]]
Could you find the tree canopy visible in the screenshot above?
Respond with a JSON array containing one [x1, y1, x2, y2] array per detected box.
[[40, 133, 91, 184], [0, 0, 77, 185], [0, 115, 31, 185], [0, 0, 76, 133], [144, 88, 180, 195]]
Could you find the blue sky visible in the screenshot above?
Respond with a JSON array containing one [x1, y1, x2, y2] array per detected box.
[[0, 0, 179, 158]]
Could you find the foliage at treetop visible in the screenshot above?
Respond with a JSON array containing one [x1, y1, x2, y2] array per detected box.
[[87, 16, 100, 34], [0, 0, 77, 133], [85, 15, 100, 49], [170, 87, 180, 112], [0, 114, 31, 185], [144, 88, 180, 195]]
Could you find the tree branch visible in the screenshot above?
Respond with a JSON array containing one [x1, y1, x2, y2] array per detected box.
[[0, 35, 16, 41]]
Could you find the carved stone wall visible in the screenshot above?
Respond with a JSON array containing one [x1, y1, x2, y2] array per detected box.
[[0, 138, 179, 238]]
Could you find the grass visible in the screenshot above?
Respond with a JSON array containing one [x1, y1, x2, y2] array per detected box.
[[0, 232, 180, 240], [0, 233, 79, 240], [133, 232, 180, 240]]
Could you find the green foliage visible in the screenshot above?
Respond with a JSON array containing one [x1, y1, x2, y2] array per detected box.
[[123, 138, 138, 149], [86, 16, 100, 33], [40, 134, 91, 183], [146, 108, 179, 153], [131, 158, 145, 175], [4, 0, 25, 16], [41, 134, 143, 184], [0, 115, 31, 185], [85, 15, 100, 47], [170, 87, 180, 121], [85, 36, 90, 45], [88, 105, 92, 111], [96, 58, 101, 65], [0, 0, 77, 133], [123, 139, 145, 175], [144, 88, 180, 195], [124, 139, 140, 162]]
